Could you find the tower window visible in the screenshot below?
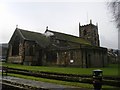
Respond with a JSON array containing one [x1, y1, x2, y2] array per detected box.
[[83, 30, 87, 36]]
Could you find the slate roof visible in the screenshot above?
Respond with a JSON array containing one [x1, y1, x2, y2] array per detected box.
[[45, 30, 91, 45], [11, 28, 91, 49], [17, 28, 50, 48]]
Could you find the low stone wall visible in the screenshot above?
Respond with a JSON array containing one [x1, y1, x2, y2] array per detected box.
[[7, 67, 120, 87], [7, 56, 23, 64]]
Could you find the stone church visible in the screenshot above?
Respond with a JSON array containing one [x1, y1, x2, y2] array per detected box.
[[7, 20, 108, 68]]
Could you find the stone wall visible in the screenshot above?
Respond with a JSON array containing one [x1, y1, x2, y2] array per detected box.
[[24, 41, 40, 66], [7, 56, 23, 64], [7, 39, 108, 68], [86, 48, 108, 68], [7, 42, 24, 64], [43, 47, 108, 68], [23, 56, 33, 65]]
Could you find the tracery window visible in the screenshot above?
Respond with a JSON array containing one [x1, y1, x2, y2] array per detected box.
[[12, 36, 20, 56]]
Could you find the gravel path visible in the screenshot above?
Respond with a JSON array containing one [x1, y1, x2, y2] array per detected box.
[[1, 76, 92, 90]]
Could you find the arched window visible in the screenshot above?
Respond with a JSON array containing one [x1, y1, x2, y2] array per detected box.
[[12, 36, 20, 56]]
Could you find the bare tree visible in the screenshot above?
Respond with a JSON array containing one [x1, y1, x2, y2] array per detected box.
[[108, 0, 120, 29]]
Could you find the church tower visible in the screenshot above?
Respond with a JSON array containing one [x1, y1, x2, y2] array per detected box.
[[79, 20, 100, 46]]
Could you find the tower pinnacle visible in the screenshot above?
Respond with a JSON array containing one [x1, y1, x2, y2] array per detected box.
[[46, 26, 48, 30], [90, 19, 92, 24]]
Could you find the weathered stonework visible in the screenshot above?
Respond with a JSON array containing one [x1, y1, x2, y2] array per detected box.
[[7, 26, 108, 68], [7, 56, 23, 64], [79, 20, 100, 46]]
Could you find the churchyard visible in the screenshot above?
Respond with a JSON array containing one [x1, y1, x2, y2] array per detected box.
[[1, 62, 119, 89]]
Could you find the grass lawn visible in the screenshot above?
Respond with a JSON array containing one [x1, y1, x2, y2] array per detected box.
[[2, 62, 119, 76]]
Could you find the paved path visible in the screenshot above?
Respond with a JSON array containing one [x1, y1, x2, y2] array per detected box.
[[1, 76, 91, 90]]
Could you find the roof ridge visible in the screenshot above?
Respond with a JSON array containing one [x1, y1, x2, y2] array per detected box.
[[45, 30, 89, 42], [18, 28, 43, 34], [46, 29, 82, 39], [46, 29, 91, 45], [17, 28, 46, 38], [17, 28, 26, 39]]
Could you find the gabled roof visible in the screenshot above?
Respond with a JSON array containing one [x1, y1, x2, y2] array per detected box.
[[10, 28, 91, 49], [17, 28, 50, 48], [45, 30, 91, 45]]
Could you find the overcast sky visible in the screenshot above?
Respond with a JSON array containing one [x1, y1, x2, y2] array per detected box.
[[0, 0, 118, 49]]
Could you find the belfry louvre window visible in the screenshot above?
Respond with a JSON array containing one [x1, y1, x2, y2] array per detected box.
[[83, 30, 87, 36]]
